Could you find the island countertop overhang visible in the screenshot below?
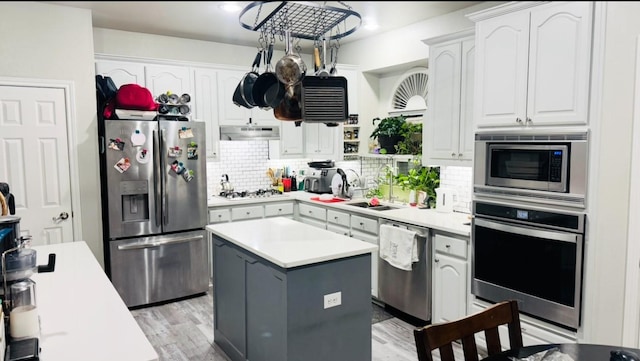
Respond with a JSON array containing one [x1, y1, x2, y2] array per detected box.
[[206, 217, 378, 268]]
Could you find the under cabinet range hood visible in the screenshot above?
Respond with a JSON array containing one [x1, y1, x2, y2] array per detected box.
[[220, 125, 280, 141]]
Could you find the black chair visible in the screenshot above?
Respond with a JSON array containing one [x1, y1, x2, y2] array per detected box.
[[414, 300, 523, 361]]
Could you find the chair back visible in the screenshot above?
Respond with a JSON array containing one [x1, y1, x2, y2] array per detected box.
[[414, 300, 523, 361]]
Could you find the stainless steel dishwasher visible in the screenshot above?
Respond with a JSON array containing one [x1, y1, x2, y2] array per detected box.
[[378, 219, 431, 322]]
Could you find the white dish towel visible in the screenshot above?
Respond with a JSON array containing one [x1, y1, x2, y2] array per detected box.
[[379, 224, 418, 271]]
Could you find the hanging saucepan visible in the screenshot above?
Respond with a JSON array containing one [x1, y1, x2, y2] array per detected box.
[[232, 49, 262, 109], [275, 30, 306, 87], [252, 43, 285, 109]]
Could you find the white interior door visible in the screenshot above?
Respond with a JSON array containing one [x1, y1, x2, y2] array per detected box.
[[0, 85, 73, 245]]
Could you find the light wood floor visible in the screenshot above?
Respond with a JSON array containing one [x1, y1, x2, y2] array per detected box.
[[131, 288, 422, 361]]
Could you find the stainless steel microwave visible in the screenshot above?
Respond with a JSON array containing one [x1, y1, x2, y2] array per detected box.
[[474, 131, 589, 208]]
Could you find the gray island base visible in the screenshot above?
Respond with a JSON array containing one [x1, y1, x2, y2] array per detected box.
[[207, 217, 377, 361]]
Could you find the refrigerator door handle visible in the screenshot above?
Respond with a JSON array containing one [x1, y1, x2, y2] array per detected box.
[[160, 128, 168, 225], [117, 235, 204, 251], [153, 129, 162, 227]]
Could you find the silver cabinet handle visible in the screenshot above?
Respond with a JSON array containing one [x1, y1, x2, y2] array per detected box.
[[435, 259, 440, 263], [52, 212, 69, 222], [446, 244, 451, 248], [516, 117, 522, 123], [526, 117, 532, 124]]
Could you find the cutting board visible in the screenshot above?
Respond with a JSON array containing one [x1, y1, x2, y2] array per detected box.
[[310, 196, 347, 203]]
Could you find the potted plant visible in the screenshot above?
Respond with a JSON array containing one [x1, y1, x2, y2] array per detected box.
[[370, 115, 407, 154], [396, 121, 423, 155], [395, 160, 440, 207]]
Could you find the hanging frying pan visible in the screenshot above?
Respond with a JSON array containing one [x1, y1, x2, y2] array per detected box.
[[252, 43, 285, 109], [273, 83, 302, 121], [233, 49, 262, 109]]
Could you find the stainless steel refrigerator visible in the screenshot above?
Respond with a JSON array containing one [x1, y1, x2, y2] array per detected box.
[[99, 118, 209, 308]]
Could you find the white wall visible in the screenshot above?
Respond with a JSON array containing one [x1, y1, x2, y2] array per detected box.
[[0, 3, 103, 266], [581, 2, 640, 345]]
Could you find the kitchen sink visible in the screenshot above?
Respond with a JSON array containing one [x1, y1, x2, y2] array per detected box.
[[345, 201, 400, 211]]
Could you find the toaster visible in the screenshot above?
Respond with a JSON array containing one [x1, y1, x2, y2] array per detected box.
[[304, 168, 337, 194]]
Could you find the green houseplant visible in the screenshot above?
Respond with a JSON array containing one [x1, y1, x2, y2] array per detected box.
[[396, 121, 423, 155], [395, 159, 440, 207], [370, 116, 407, 154]]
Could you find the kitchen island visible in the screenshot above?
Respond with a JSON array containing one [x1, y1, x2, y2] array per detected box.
[[30, 241, 158, 361], [206, 217, 378, 361]]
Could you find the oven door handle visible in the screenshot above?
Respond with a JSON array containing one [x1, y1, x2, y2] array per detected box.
[[474, 218, 578, 244]]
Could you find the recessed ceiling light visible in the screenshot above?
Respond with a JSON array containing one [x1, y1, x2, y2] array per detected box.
[[219, 2, 242, 13], [362, 17, 379, 31]]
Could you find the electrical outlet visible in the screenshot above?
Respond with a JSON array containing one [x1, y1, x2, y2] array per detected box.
[[323, 291, 342, 309]]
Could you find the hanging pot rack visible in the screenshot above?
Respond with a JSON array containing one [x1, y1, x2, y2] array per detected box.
[[239, 1, 361, 41]]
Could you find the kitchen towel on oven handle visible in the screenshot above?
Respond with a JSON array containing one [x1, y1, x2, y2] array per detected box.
[[379, 224, 418, 271]]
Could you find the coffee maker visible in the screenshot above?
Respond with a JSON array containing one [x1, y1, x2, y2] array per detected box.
[[0, 216, 56, 360]]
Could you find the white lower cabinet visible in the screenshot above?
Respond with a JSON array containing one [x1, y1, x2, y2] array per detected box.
[[297, 203, 327, 229], [209, 209, 231, 224], [432, 232, 468, 325], [327, 209, 350, 236], [470, 300, 577, 349], [231, 205, 265, 221], [350, 214, 379, 298], [264, 202, 294, 218]]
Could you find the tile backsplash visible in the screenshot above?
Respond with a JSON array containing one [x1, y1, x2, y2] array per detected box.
[[207, 141, 472, 213]]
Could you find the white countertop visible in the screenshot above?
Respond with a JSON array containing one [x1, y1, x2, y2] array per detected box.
[[30, 241, 158, 361], [208, 191, 472, 237], [207, 217, 378, 268]]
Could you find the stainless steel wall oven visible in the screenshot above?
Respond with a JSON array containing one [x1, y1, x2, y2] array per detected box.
[[471, 200, 586, 330], [474, 131, 589, 208]]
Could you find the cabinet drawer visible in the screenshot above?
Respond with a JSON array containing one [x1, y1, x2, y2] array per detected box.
[[351, 215, 378, 235], [298, 203, 327, 222], [327, 209, 350, 227], [434, 233, 468, 259], [264, 202, 294, 217], [231, 206, 264, 221], [209, 209, 231, 223]]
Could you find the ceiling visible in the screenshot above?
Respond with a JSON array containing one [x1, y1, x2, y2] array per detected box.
[[44, 1, 483, 51]]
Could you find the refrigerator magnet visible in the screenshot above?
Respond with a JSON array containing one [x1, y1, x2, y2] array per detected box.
[[168, 146, 182, 158], [136, 148, 150, 164], [131, 130, 146, 146], [178, 127, 194, 139], [187, 142, 198, 160], [114, 157, 131, 173], [182, 169, 194, 182], [171, 160, 185, 174], [108, 138, 125, 151]]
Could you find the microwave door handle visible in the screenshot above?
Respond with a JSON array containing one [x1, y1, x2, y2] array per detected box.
[[160, 128, 168, 225], [474, 218, 578, 244], [153, 129, 162, 227]]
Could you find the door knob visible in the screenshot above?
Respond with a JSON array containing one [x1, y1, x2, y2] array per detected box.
[[52, 212, 69, 222]]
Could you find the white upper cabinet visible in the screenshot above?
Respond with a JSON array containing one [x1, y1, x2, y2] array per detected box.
[[217, 69, 278, 126], [422, 29, 475, 167], [279, 121, 304, 157], [338, 66, 359, 115], [193, 68, 219, 159], [145, 64, 193, 100], [304, 123, 341, 159], [472, 2, 593, 128], [95, 60, 145, 88]]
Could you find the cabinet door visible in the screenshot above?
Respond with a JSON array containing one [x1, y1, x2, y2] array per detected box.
[[526, 1, 592, 126], [350, 230, 379, 298], [218, 69, 251, 126], [246, 260, 286, 361], [340, 67, 359, 114], [458, 38, 475, 161], [193, 68, 220, 159], [213, 240, 247, 358], [474, 10, 530, 128], [231, 205, 265, 221], [425, 42, 462, 162], [280, 121, 304, 157], [145, 64, 193, 99], [305, 123, 340, 158], [433, 253, 467, 324], [95, 60, 145, 88]]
